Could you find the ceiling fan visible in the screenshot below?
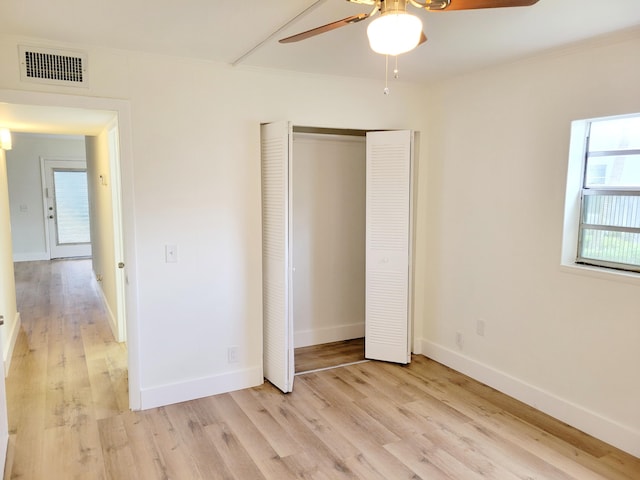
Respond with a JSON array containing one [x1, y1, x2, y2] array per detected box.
[[280, 0, 541, 56]]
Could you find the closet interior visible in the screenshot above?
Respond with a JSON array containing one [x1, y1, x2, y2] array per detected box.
[[291, 128, 367, 373]]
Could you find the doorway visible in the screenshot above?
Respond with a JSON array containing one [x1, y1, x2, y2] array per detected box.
[[42, 158, 92, 259], [4, 128, 128, 385], [5, 130, 127, 344], [291, 131, 367, 374], [0, 91, 140, 437]]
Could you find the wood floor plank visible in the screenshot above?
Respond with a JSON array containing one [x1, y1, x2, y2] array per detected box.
[[163, 402, 236, 480], [118, 411, 171, 480], [249, 388, 361, 479], [141, 406, 206, 480], [98, 415, 141, 480], [196, 393, 280, 463], [601, 451, 640, 480], [279, 451, 332, 480], [295, 371, 365, 407], [230, 387, 302, 458], [342, 452, 404, 480], [252, 383, 362, 476], [295, 337, 365, 373], [44, 423, 107, 480], [487, 410, 631, 479], [255, 455, 303, 480], [204, 422, 268, 480], [5, 259, 639, 479]]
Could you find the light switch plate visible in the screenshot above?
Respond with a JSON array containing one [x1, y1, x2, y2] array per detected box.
[[165, 244, 178, 263]]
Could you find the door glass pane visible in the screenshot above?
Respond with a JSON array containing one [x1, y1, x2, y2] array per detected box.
[[54, 170, 90, 244]]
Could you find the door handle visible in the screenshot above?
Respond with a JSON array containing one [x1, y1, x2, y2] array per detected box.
[[118, 262, 125, 269]]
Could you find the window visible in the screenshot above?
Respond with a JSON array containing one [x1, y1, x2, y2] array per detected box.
[[577, 114, 640, 273]]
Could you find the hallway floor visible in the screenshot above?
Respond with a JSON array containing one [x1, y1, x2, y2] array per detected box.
[[4, 259, 128, 479]]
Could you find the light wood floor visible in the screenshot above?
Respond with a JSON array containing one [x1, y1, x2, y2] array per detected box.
[[295, 338, 365, 373], [4, 260, 640, 479], [5, 259, 128, 479]]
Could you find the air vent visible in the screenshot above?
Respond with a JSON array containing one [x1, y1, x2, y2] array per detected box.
[[18, 45, 88, 87]]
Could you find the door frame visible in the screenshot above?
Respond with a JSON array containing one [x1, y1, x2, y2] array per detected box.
[[0, 89, 140, 410], [107, 121, 127, 343], [261, 124, 417, 391]]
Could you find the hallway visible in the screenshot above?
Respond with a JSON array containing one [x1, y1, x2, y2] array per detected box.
[[4, 259, 128, 478]]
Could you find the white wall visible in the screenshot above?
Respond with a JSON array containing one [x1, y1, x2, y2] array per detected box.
[[0, 34, 431, 410], [292, 133, 366, 348], [86, 132, 119, 338], [0, 147, 21, 375], [6, 133, 86, 261], [0, 148, 16, 467], [420, 31, 640, 456], [126, 54, 429, 408]]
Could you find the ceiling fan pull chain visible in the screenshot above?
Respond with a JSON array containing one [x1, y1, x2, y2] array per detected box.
[[384, 54, 390, 95], [394, 55, 399, 79]]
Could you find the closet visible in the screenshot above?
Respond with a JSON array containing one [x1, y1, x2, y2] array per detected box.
[[261, 122, 416, 393], [292, 131, 366, 352]]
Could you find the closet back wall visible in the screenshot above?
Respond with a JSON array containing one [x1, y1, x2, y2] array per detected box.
[[292, 133, 366, 348]]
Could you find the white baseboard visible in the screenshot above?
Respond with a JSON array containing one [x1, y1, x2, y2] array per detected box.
[[93, 277, 119, 342], [419, 338, 640, 458], [139, 366, 264, 410], [3, 312, 21, 377], [13, 252, 48, 262], [294, 322, 365, 348]]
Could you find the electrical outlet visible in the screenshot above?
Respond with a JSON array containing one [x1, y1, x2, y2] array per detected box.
[[476, 319, 485, 337], [456, 332, 463, 350], [228, 346, 239, 364]]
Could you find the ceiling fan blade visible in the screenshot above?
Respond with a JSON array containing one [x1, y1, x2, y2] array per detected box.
[[441, 0, 539, 10], [279, 13, 369, 43]]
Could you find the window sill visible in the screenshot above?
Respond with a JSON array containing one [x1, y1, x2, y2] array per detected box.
[[559, 262, 640, 286]]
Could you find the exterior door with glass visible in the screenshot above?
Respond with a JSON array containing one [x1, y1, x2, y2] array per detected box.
[[42, 159, 92, 259]]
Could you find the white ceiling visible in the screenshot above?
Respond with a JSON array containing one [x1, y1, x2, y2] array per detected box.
[[0, 103, 116, 135], [2, 0, 640, 84]]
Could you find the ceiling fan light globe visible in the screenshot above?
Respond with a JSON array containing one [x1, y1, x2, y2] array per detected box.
[[367, 12, 423, 56]]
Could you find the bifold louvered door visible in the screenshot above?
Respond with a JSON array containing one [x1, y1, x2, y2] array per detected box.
[[365, 130, 413, 364], [261, 125, 414, 391], [261, 121, 295, 393]]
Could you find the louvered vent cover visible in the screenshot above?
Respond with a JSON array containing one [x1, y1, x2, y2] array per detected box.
[[18, 46, 88, 87]]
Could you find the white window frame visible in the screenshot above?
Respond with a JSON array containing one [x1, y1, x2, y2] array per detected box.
[[561, 114, 640, 284]]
